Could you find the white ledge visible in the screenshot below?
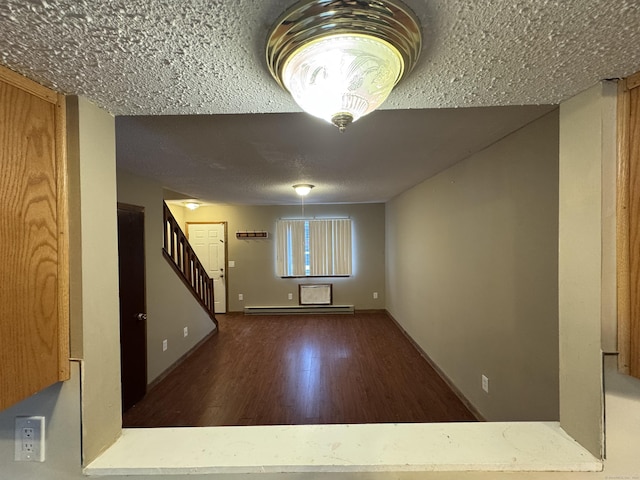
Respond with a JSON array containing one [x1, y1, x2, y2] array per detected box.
[[84, 422, 601, 476]]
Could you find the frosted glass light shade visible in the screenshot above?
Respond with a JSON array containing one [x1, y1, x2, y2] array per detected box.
[[281, 34, 404, 131], [266, 0, 422, 132], [293, 184, 314, 196]]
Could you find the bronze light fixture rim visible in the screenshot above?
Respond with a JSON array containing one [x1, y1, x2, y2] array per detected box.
[[265, 0, 423, 92]]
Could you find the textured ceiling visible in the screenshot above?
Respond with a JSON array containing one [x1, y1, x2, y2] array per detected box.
[[2, 1, 640, 204], [118, 106, 555, 205], [2, 0, 640, 115]]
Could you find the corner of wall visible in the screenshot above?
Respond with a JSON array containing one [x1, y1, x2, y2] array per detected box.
[[116, 169, 216, 384], [558, 82, 608, 457], [384, 112, 560, 423], [75, 96, 122, 464]]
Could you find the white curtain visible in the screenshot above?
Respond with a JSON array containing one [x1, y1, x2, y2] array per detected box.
[[309, 219, 352, 276], [309, 219, 328, 275], [333, 218, 352, 275], [276, 220, 306, 276], [277, 218, 351, 277]]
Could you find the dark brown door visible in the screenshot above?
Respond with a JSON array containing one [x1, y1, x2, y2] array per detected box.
[[117, 203, 147, 412]]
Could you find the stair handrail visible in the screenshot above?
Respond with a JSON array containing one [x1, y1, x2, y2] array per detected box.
[[162, 202, 217, 326]]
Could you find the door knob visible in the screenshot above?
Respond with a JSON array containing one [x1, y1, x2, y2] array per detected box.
[[135, 313, 147, 322]]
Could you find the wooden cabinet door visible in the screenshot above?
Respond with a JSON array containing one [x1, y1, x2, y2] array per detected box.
[[0, 65, 68, 410]]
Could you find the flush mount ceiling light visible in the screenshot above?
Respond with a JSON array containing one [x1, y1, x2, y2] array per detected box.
[[293, 184, 315, 196], [266, 0, 422, 132], [184, 201, 201, 210]]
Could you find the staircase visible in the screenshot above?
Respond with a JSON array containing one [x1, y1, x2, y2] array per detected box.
[[162, 202, 217, 327]]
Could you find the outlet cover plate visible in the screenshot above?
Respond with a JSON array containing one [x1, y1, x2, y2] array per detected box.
[[482, 375, 489, 393], [15, 416, 45, 462]]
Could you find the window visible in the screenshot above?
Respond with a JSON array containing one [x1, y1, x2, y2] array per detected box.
[[276, 219, 352, 277]]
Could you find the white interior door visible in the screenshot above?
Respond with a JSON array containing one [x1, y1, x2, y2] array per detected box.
[[188, 223, 227, 313]]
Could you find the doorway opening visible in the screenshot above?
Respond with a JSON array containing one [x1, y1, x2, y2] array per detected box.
[[117, 203, 148, 412], [187, 222, 228, 313]]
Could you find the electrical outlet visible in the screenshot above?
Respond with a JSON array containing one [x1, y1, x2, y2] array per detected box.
[[15, 416, 45, 462], [288, 293, 293, 300], [183, 327, 188, 338], [162, 339, 168, 351], [238, 293, 244, 301], [482, 374, 489, 393], [373, 292, 378, 299]]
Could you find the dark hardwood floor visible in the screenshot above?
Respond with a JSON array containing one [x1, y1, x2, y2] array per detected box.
[[122, 311, 476, 427]]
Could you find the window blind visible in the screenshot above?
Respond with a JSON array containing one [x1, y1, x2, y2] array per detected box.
[[276, 218, 352, 277]]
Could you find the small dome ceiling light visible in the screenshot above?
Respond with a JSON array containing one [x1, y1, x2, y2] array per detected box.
[[266, 0, 422, 132], [184, 202, 201, 210], [293, 184, 314, 196]]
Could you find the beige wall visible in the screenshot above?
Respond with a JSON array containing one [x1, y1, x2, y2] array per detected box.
[[0, 363, 82, 479], [2, 85, 639, 478], [167, 201, 187, 231], [117, 170, 216, 383], [557, 82, 614, 456], [385, 110, 560, 421], [74, 97, 123, 461], [182, 203, 386, 311]]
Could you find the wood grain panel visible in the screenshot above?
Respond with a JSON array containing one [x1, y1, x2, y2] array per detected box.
[[627, 71, 640, 91], [123, 312, 477, 427], [628, 83, 640, 377], [55, 92, 69, 381], [0, 64, 58, 104], [0, 72, 67, 410], [617, 78, 632, 373]]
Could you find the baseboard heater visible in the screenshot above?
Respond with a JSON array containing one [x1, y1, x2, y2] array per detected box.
[[244, 305, 354, 315]]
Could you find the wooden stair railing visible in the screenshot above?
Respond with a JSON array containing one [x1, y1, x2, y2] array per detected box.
[[162, 203, 217, 327]]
